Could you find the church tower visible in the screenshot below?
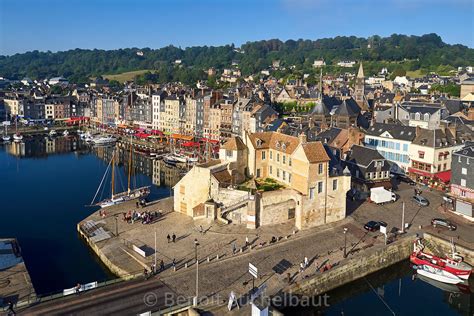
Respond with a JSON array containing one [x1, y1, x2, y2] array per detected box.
[[354, 62, 366, 110]]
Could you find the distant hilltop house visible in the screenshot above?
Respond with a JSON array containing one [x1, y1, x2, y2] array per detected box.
[[174, 59, 182, 65], [337, 61, 356, 68], [136, 51, 144, 56], [49, 77, 69, 86], [313, 60, 326, 68]]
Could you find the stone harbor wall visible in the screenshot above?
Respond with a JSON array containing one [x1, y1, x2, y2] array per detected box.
[[423, 233, 474, 265], [287, 236, 414, 296]]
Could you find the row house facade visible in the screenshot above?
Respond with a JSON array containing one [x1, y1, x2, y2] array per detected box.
[[450, 144, 474, 218], [408, 126, 471, 189]]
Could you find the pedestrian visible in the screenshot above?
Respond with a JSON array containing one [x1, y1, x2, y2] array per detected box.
[[287, 272, 291, 284], [151, 263, 156, 275], [232, 242, 236, 254], [172, 233, 176, 242], [160, 259, 165, 271], [304, 256, 308, 268], [245, 236, 249, 247], [75, 283, 81, 295], [199, 225, 204, 235], [167, 234, 171, 243], [7, 301, 15, 315], [172, 258, 176, 269], [144, 268, 149, 279], [299, 262, 304, 273]]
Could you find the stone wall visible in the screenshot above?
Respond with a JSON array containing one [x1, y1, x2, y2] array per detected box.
[[288, 236, 413, 296], [260, 189, 298, 226]]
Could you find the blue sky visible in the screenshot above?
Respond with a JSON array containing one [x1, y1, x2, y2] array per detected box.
[[0, 0, 473, 55]]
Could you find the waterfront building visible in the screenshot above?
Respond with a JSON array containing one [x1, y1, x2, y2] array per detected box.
[[408, 126, 471, 189], [343, 144, 392, 192], [450, 144, 474, 218], [396, 102, 449, 130], [151, 90, 167, 131], [364, 123, 416, 173]]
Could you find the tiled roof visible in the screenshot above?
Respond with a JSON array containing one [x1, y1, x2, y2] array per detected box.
[[212, 169, 232, 185], [221, 136, 247, 151], [302, 142, 330, 163]]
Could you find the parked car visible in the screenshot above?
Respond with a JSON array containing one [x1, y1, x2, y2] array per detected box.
[[364, 220, 388, 232], [412, 195, 429, 207], [431, 218, 457, 231], [398, 176, 416, 186]]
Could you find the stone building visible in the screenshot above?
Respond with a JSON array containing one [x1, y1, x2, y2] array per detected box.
[[245, 131, 351, 229], [450, 144, 474, 218]]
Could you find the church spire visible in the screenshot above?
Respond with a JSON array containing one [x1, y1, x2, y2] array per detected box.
[[357, 62, 364, 78]]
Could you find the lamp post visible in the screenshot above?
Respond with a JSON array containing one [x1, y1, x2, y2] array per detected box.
[[343, 227, 348, 258], [194, 238, 199, 306]]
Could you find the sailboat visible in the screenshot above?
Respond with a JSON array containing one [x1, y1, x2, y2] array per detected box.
[[91, 135, 150, 208], [13, 118, 23, 142]]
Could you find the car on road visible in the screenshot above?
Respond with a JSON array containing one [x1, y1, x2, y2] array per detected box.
[[364, 220, 388, 232], [412, 195, 429, 207], [431, 218, 457, 231]]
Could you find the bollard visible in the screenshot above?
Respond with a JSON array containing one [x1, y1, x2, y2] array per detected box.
[[207, 257, 210, 262], [216, 254, 219, 260], [285, 235, 288, 239], [419, 225, 422, 229], [184, 263, 188, 268], [173, 266, 176, 272], [293, 230, 296, 235], [240, 248, 243, 253]]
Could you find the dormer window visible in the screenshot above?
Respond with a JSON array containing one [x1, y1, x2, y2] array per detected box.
[[282, 143, 287, 150], [256, 138, 262, 147], [275, 141, 280, 149]]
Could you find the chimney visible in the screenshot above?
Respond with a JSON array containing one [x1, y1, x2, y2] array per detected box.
[[415, 125, 421, 137], [299, 132, 307, 144]]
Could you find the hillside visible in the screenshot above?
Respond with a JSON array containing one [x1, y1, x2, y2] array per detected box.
[[0, 33, 473, 85]]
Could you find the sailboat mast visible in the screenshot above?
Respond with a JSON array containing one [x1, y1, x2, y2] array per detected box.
[[111, 149, 115, 198], [128, 133, 132, 194]]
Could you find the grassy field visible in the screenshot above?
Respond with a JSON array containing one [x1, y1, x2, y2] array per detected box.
[[103, 69, 153, 82], [406, 69, 426, 78]]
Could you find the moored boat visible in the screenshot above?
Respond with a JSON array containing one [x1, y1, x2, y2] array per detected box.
[[49, 130, 57, 137], [13, 133, 23, 142], [414, 265, 462, 284], [410, 238, 472, 280], [62, 130, 69, 136], [91, 135, 117, 145]]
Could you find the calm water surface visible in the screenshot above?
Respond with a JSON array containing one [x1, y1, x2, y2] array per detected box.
[[0, 136, 171, 294]]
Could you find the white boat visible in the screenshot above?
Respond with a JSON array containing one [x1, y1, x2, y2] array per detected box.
[[92, 135, 117, 145], [13, 133, 23, 142], [49, 130, 57, 137], [91, 135, 150, 208], [415, 265, 462, 284], [172, 153, 188, 163], [62, 130, 69, 136], [12, 119, 23, 142], [2, 135, 10, 142]]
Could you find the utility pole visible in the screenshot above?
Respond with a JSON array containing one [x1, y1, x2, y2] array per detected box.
[[343, 227, 348, 258], [401, 202, 405, 234], [194, 238, 199, 306]]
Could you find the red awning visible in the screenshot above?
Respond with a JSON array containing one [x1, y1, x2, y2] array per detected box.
[[434, 171, 451, 183], [408, 167, 433, 178], [150, 129, 164, 136], [200, 138, 219, 144], [135, 132, 151, 139], [181, 141, 200, 147]]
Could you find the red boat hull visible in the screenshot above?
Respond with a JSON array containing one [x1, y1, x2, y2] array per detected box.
[[410, 253, 472, 280]]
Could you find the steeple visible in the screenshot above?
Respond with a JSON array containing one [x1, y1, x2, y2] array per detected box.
[[357, 62, 364, 78]]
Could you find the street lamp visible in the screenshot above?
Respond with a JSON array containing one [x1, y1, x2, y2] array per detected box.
[[343, 227, 348, 258], [194, 238, 199, 306]]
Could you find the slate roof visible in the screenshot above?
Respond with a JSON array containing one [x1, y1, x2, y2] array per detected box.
[[412, 128, 472, 148], [334, 98, 361, 117], [400, 102, 442, 115], [345, 145, 385, 167], [314, 127, 343, 144], [453, 145, 474, 158], [365, 123, 417, 141]]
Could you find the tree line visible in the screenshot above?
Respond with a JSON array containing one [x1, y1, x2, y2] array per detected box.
[[0, 33, 472, 85]]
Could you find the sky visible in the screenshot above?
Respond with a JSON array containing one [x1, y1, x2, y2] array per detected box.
[[0, 0, 473, 55]]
